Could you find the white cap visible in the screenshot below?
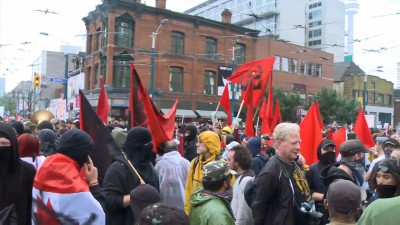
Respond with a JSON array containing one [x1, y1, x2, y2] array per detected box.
[[226, 141, 240, 150]]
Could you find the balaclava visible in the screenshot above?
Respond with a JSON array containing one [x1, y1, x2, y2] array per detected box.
[[184, 124, 197, 142], [0, 124, 19, 178], [124, 127, 153, 167], [56, 129, 93, 168]]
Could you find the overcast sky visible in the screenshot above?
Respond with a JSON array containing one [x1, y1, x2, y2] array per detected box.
[[0, 0, 399, 92]]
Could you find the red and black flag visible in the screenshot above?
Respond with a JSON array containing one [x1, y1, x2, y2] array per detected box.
[[129, 63, 148, 128], [130, 62, 179, 153], [227, 57, 275, 108], [79, 89, 121, 183]]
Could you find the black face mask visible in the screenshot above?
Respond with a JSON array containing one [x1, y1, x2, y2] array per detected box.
[[125, 143, 154, 167], [384, 149, 393, 158], [319, 151, 336, 164], [0, 146, 13, 177], [377, 185, 397, 198]]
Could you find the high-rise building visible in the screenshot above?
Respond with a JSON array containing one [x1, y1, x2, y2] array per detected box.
[[185, 0, 307, 44], [397, 62, 400, 88], [0, 77, 5, 96], [305, 0, 345, 62], [186, 0, 346, 62]]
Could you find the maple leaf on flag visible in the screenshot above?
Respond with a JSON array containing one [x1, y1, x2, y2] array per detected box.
[[34, 196, 63, 225]]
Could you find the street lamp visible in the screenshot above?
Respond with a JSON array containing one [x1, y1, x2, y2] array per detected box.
[[363, 66, 383, 113], [150, 19, 168, 98]]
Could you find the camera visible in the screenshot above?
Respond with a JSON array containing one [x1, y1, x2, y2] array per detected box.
[[299, 202, 324, 222]]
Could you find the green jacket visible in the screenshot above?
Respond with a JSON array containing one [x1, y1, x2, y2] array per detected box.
[[189, 189, 235, 225]]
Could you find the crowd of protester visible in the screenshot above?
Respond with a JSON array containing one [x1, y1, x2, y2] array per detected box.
[[1, 116, 400, 225]]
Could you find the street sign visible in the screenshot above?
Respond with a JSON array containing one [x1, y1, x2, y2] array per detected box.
[[49, 77, 68, 83]]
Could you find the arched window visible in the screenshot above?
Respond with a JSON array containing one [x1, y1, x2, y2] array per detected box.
[[204, 71, 216, 95], [115, 13, 134, 48], [169, 67, 184, 92], [234, 43, 245, 64], [205, 38, 217, 59]]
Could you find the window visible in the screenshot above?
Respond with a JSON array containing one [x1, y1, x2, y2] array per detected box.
[[309, 2, 322, 9], [88, 35, 93, 53], [282, 57, 289, 72], [290, 59, 298, 73], [87, 67, 92, 89], [205, 38, 217, 59], [204, 71, 216, 95], [353, 90, 360, 100], [94, 64, 99, 88], [309, 29, 322, 38], [308, 63, 315, 76], [315, 64, 322, 77], [115, 19, 134, 47], [300, 61, 307, 75], [169, 67, 184, 92], [101, 62, 106, 81], [388, 95, 392, 106], [309, 20, 322, 28], [95, 28, 101, 50], [300, 93, 306, 104], [308, 40, 321, 46], [309, 10, 322, 20], [377, 93, 384, 104], [274, 56, 281, 70], [172, 32, 185, 55], [234, 43, 246, 64], [113, 60, 130, 88], [102, 26, 108, 47]]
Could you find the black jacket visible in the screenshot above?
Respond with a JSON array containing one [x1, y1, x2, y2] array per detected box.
[[102, 153, 159, 225], [0, 124, 36, 225], [184, 138, 198, 162], [252, 156, 295, 225]]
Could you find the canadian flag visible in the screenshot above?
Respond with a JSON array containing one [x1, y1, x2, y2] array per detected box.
[[32, 154, 105, 224]]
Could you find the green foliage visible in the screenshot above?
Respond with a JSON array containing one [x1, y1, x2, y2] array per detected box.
[[263, 86, 360, 125], [273, 87, 301, 122], [0, 94, 16, 115]]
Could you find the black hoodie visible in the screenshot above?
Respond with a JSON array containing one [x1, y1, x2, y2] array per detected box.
[[319, 163, 357, 190], [0, 124, 36, 225]]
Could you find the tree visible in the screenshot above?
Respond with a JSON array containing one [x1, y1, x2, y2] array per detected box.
[[273, 87, 301, 122], [0, 94, 16, 115]]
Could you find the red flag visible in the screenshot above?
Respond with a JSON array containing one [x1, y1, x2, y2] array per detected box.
[[228, 57, 275, 107], [353, 108, 374, 148], [300, 101, 324, 165], [219, 83, 232, 126], [271, 98, 282, 131], [96, 77, 110, 124], [131, 62, 179, 153], [260, 74, 274, 135], [332, 126, 348, 158], [244, 82, 255, 137], [315, 101, 324, 130]]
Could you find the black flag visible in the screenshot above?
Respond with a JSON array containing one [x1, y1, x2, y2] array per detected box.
[[79, 89, 121, 183]]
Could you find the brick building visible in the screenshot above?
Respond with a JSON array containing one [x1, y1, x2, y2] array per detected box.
[[83, 0, 333, 120]]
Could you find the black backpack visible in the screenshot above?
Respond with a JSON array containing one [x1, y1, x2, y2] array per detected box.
[[255, 153, 269, 166]]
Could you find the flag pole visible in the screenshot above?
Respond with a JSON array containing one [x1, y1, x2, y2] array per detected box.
[[231, 100, 245, 130], [253, 108, 260, 136], [213, 102, 221, 124]]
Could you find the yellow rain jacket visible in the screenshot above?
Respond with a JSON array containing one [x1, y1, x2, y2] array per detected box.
[[184, 131, 235, 214]]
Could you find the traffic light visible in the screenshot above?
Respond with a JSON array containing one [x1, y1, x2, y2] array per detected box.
[[33, 74, 41, 87]]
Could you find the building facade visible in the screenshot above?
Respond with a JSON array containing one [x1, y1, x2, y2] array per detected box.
[[185, 0, 307, 43], [305, 0, 345, 62], [0, 77, 5, 96], [82, 0, 334, 120], [334, 61, 394, 127], [394, 89, 400, 128]]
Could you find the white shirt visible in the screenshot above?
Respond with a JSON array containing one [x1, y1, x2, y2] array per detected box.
[[231, 173, 254, 225]]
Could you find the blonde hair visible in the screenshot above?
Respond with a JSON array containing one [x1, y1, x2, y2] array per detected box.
[[273, 122, 300, 144]]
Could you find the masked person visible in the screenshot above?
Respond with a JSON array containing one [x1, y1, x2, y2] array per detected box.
[[305, 139, 336, 221], [183, 124, 198, 162], [103, 127, 159, 225], [367, 158, 400, 205], [0, 124, 36, 225], [189, 161, 235, 225], [32, 129, 105, 224]]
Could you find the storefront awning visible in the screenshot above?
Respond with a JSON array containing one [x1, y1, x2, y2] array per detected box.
[[161, 109, 197, 119], [195, 110, 228, 119]]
